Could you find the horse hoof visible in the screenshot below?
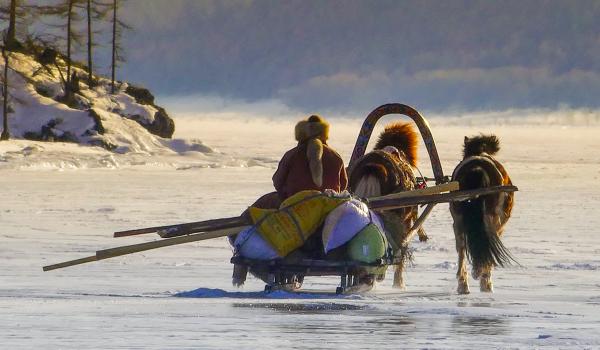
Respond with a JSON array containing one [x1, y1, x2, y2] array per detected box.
[[418, 234, 429, 242], [232, 280, 245, 287], [457, 284, 470, 295], [480, 283, 493, 293], [392, 282, 406, 289]]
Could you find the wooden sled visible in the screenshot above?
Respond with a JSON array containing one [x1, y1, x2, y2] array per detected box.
[[231, 256, 394, 295]]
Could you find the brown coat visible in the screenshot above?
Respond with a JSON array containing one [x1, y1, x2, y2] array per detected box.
[[272, 142, 348, 200]]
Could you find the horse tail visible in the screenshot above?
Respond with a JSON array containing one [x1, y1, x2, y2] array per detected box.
[[374, 122, 419, 167], [351, 163, 386, 197], [453, 158, 515, 271]]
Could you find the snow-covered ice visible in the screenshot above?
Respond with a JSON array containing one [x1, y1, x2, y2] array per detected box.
[[1, 115, 599, 349]]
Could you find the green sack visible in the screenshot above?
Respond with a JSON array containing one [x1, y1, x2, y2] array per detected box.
[[347, 223, 387, 263]]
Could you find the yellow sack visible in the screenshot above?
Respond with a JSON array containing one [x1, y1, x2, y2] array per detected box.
[[248, 190, 347, 257]]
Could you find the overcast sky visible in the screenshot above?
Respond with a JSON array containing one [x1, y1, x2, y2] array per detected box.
[[110, 0, 600, 114]]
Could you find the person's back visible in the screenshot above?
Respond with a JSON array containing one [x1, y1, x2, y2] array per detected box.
[[272, 115, 347, 200], [232, 115, 348, 286]]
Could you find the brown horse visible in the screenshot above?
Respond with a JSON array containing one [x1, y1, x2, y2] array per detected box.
[[450, 135, 515, 294], [348, 122, 427, 288]]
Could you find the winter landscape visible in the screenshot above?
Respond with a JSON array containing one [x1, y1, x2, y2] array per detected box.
[[2, 1, 600, 349], [3, 111, 600, 349]]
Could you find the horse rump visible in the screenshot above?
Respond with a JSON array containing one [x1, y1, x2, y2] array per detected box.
[[451, 156, 515, 272]]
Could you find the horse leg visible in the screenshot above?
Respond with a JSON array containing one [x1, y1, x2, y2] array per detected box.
[[393, 247, 408, 289], [417, 227, 428, 242], [384, 211, 408, 289], [479, 264, 493, 292], [232, 264, 248, 287], [410, 206, 429, 242], [454, 221, 470, 294]]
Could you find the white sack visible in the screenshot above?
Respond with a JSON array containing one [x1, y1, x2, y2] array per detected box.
[[322, 199, 385, 253], [233, 226, 280, 260]]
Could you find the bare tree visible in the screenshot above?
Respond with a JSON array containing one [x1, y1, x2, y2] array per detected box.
[[109, 0, 130, 94], [0, 0, 58, 51], [3, 0, 21, 50], [85, 0, 110, 87], [1, 38, 10, 140], [86, 0, 93, 86], [65, 0, 85, 88], [41, 0, 85, 104]]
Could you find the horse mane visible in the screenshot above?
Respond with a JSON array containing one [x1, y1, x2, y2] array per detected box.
[[374, 122, 418, 167], [463, 134, 500, 158]]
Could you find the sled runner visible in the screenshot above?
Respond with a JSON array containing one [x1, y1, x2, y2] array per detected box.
[[43, 103, 518, 295]]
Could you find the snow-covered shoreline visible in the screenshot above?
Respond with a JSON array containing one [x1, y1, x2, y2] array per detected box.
[[0, 50, 221, 157]]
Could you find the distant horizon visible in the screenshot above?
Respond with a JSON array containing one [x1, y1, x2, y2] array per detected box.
[[99, 1, 600, 115], [159, 93, 600, 127]]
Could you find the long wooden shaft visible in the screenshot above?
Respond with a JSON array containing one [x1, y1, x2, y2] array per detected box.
[[43, 255, 98, 272], [114, 215, 247, 237], [369, 185, 518, 211], [115, 183, 457, 239], [368, 182, 458, 201], [43, 226, 249, 272], [98, 226, 249, 260], [157, 219, 248, 238]]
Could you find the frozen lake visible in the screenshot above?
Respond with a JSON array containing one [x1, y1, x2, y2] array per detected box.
[[1, 117, 599, 349]]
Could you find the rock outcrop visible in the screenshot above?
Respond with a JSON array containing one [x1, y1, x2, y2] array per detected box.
[[124, 84, 175, 138]]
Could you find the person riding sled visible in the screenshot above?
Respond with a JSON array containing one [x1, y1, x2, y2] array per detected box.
[[232, 115, 348, 286], [273, 114, 348, 200], [249, 114, 348, 209]]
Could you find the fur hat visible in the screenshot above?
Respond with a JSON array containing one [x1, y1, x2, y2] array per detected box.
[[295, 115, 329, 143], [295, 115, 330, 187]]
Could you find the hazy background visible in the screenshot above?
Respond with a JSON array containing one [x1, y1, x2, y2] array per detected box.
[[102, 1, 599, 117]]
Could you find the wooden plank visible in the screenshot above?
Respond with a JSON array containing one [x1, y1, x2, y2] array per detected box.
[[43, 255, 97, 272], [97, 226, 249, 260], [368, 185, 518, 211], [114, 182, 455, 239], [368, 181, 459, 201], [157, 218, 249, 238], [44, 226, 249, 272], [113, 215, 246, 238]]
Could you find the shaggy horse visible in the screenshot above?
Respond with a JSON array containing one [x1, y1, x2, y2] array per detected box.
[[450, 135, 515, 294], [348, 122, 427, 288]]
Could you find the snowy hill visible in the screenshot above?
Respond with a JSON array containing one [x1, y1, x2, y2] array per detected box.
[[1, 49, 208, 155]]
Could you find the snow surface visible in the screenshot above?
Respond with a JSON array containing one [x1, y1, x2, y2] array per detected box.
[[1, 115, 600, 349]]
